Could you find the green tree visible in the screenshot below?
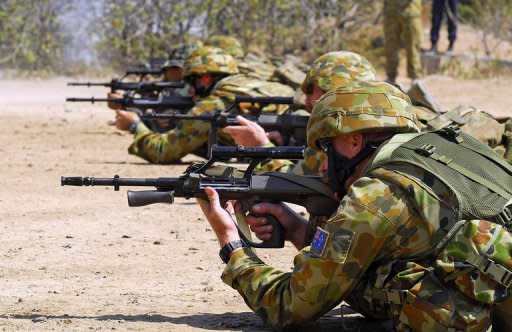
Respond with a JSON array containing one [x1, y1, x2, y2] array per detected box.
[[459, 0, 512, 56], [0, 0, 70, 72], [92, 0, 205, 69]]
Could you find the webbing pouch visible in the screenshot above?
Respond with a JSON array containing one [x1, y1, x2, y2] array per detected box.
[[352, 259, 492, 331], [436, 219, 512, 304]]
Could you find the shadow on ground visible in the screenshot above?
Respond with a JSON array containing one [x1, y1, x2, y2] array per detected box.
[[1, 307, 393, 331]]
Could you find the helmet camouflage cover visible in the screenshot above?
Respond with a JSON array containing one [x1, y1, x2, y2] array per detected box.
[[204, 35, 245, 59], [301, 51, 377, 94], [165, 41, 203, 68], [183, 46, 239, 78], [307, 80, 421, 150]]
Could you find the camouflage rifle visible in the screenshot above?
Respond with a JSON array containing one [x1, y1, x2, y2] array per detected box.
[[67, 79, 185, 94], [61, 145, 338, 248]]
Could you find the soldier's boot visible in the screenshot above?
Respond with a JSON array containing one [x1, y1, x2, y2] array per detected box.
[[385, 77, 397, 86], [446, 40, 455, 53], [407, 80, 441, 113], [428, 42, 438, 54]]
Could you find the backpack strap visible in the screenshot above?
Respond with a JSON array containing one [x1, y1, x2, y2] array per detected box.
[[434, 123, 512, 174], [363, 132, 424, 175], [496, 201, 512, 228], [458, 133, 512, 174], [372, 288, 410, 305], [465, 251, 512, 288], [414, 144, 512, 200]]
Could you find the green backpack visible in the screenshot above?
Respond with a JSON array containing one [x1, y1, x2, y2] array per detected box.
[[356, 126, 512, 330]]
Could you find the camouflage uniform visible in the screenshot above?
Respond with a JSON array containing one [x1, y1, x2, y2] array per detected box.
[[221, 81, 511, 331], [239, 52, 278, 82], [204, 35, 307, 88], [160, 42, 203, 97], [159, 60, 191, 98], [204, 35, 274, 80], [204, 35, 245, 59], [128, 46, 295, 164], [383, 0, 422, 80]]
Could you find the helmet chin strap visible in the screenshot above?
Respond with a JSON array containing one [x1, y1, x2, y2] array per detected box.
[[327, 143, 378, 198], [194, 75, 226, 98], [194, 84, 215, 98]]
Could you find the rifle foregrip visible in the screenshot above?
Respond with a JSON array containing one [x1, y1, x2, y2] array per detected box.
[[127, 190, 174, 206]]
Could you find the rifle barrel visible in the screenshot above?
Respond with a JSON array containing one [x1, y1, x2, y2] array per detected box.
[[210, 145, 304, 159], [234, 96, 295, 105], [67, 82, 110, 87], [61, 176, 182, 188], [140, 113, 217, 121], [65, 97, 120, 103], [67, 81, 185, 91]]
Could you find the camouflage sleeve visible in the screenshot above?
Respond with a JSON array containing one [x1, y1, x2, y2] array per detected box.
[[256, 145, 325, 175], [288, 147, 325, 175], [127, 96, 227, 163], [253, 141, 295, 173], [221, 176, 412, 329]]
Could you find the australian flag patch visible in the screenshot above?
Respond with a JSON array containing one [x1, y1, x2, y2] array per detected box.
[[311, 227, 329, 257]]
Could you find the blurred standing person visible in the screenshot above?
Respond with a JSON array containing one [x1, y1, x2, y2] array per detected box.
[[383, 0, 422, 84], [429, 0, 458, 53]]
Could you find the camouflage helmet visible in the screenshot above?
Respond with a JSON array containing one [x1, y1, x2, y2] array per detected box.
[[166, 41, 203, 68], [307, 80, 421, 150], [204, 35, 245, 59], [301, 51, 377, 94], [183, 46, 239, 78]]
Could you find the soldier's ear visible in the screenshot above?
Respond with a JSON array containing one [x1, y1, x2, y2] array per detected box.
[[348, 133, 364, 155], [332, 133, 364, 158], [204, 73, 214, 86]]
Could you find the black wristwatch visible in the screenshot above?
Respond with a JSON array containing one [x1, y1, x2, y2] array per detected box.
[[128, 120, 140, 134], [219, 240, 246, 264]]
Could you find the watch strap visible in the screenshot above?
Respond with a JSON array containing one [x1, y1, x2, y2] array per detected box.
[[219, 240, 246, 264], [128, 120, 141, 134]]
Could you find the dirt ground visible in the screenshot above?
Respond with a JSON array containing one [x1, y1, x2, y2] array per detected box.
[[0, 73, 511, 332]]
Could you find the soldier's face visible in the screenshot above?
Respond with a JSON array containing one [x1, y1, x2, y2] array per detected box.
[[319, 133, 365, 197], [190, 74, 215, 98], [305, 84, 325, 110]]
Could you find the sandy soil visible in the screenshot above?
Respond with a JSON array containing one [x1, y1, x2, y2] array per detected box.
[[0, 74, 510, 331]]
